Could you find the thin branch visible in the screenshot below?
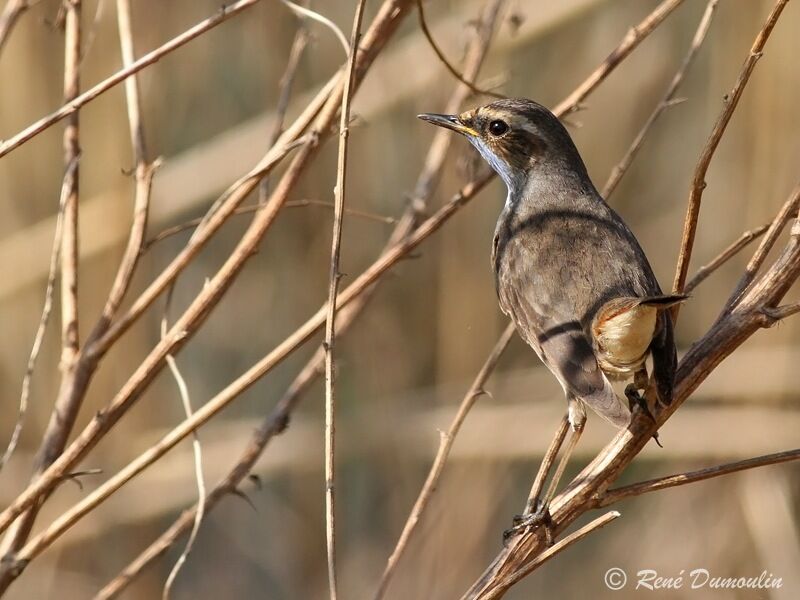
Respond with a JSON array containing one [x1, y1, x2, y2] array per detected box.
[[723, 182, 800, 310], [97, 1, 506, 592], [601, 0, 718, 199], [143, 200, 395, 250], [0, 0, 695, 580], [415, 0, 503, 99], [552, 0, 686, 116], [671, 0, 789, 301], [597, 449, 800, 507], [479, 512, 621, 600], [684, 224, 769, 294], [160, 348, 205, 600], [759, 302, 800, 326], [0, 0, 417, 583], [0, 0, 83, 572], [323, 2, 367, 597], [280, 0, 348, 55], [0, 0, 29, 56], [259, 17, 309, 202], [0, 0, 267, 159], [375, 322, 515, 600], [0, 159, 77, 472], [59, 0, 81, 394]]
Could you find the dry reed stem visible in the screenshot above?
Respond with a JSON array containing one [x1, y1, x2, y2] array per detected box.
[[415, 0, 504, 99], [0, 0, 268, 159], [375, 322, 516, 600], [601, 0, 718, 199], [723, 183, 800, 310], [323, 2, 367, 597], [0, 0, 28, 55], [0, 1, 416, 589], [597, 448, 800, 507], [0, 0, 82, 575], [95, 2, 510, 592], [672, 0, 789, 301], [552, 0, 686, 116], [0, 0, 681, 585], [684, 224, 769, 294]]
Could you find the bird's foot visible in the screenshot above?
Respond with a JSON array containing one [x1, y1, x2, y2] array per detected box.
[[625, 385, 662, 447], [503, 500, 555, 547]]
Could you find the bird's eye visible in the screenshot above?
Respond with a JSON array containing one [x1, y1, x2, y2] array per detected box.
[[488, 120, 509, 136]]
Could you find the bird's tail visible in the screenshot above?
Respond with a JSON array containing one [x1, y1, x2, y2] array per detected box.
[[637, 294, 689, 309]]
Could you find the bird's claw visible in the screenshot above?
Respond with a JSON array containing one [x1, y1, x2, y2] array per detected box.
[[625, 384, 662, 446], [503, 503, 555, 547]]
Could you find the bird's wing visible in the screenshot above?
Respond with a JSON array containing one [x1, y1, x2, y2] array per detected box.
[[498, 274, 631, 428]]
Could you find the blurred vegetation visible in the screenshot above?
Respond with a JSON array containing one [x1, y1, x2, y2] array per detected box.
[[0, 0, 798, 598]]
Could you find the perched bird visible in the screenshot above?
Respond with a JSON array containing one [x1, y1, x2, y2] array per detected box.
[[419, 99, 683, 531]]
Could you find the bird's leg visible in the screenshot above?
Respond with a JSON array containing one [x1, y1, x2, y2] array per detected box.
[[504, 400, 585, 546], [518, 414, 570, 517], [626, 368, 662, 447]]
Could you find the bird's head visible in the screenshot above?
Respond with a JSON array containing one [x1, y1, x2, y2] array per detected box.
[[418, 98, 587, 194]]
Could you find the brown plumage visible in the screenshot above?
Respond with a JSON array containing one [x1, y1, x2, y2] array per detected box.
[[419, 99, 680, 431]]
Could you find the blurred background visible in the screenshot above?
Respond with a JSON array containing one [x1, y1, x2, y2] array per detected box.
[[0, 0, 799, 598]]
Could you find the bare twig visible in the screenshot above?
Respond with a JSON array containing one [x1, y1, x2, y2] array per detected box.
[[97, 2, 506, 592], [0, 1, 417, 587], [478, 512, 621, 600], [259, 18, 309, 202], [280, 0, 348, 55], [0, 0, 267, 159], [160, 349, 205, 600], [723, 183, 800, 310], [323, 1, 367, 597], [0, 159, 77, 472], [671, 0, 789, 301], [601, 0, 718, 199], [597, 449, 800, 507], [375, 322, 515, 600], [0, 0, 29, 56], [415, 0, 503, 99], [0, 0, 83, 568], [684, 224, 769, 294], [552, 0, 686, 117], [144, 200, 394, 250], [759, 302, 800, 326]]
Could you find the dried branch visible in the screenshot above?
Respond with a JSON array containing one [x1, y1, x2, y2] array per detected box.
[[323, 2, 367, 597], [0, 0, 83, 570], [0, 159, 77, 472], [0, 0, 29, 56], [145, 200, 394, 249], [671, 0, 789, 300], [0, 1, 417, 588], [723, 183, 800, 309], [759, 302, 800, 326], [95, 2, 507, 593], [0, 0, 266, 159], [280, 0, 348, 55], [477, 511, 621, 600], [415, 0, 503, 99], [601, 0, 718, 199], [597, 449, 800, 507], [375, 322, 515, 600], [552, 0, 686, 116], [259, 18, 309, 202], [160, 351, 205, 600], [684, 224, 769, 294]]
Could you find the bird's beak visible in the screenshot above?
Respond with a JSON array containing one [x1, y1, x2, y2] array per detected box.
[[417, 113, 478, 137]]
